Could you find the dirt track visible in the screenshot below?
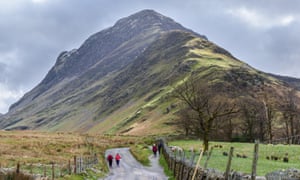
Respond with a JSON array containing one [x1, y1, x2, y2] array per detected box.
[[100, 147, 168, 180]]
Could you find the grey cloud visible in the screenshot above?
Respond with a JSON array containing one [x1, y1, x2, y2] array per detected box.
[[0, 63, 6, 83]]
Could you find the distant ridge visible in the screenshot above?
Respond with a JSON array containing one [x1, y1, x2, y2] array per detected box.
[[268, 73, 300, 90]]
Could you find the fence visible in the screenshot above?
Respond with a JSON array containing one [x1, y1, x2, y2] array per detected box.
[[74, 154, 98, 174], [160, 139, 264, 180], [160, 138, 300, 180], [264, 135, 300, 145], [0, 154, 98, 180]]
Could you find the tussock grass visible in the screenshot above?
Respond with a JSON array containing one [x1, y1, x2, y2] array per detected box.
[[130, 144, 151, 166]]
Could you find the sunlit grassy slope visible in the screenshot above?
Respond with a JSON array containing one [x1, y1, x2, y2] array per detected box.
[[88, 31, 280, 136]]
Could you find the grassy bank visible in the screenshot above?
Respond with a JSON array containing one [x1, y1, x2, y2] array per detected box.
[[130, 144, 151, 166], [159, 153, 175, 180]]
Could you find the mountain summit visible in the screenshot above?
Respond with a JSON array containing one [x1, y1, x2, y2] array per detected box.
[[41, 10, 204, 86], [0, 10, 299, 136]]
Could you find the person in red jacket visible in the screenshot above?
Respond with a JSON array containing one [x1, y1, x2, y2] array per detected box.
[[152, 144, 158, 157], [107, 154, 113, 168], [115, 153, 121, 167]]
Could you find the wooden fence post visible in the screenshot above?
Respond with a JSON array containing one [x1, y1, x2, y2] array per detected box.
[[225, 147, 234, 180], [94, 153, 98, 164], [44, 165, 46, 177], [173, 153, 176, 176], [30, 164, 33, 174], [251, 140, 259, 180], [68, 160, 71, 175], [179, 163, 184, 180], [168, 155, 172, 170], [74, 156, 77, 174], [16, 162, 20, 173], [192, 148, 204, 180], [183, 165, 190, 180], [179, 152, 185, 180], [79, 156, 82, 172], [81, 156, 83, 172]]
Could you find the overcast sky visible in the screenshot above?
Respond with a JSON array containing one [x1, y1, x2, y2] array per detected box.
[[0, 0, 299, 114]]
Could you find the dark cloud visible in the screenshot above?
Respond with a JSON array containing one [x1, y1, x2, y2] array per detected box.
[[0, 0, 299, 113]]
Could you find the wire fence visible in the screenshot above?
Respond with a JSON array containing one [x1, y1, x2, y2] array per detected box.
[[0, 154, 98, 180]]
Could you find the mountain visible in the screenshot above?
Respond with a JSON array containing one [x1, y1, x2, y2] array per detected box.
[[1, 10, 300, 137], [1, 9, 203, 132]]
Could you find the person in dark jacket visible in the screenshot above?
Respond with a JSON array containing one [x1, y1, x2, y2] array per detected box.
[[158, 141, 163, 154]]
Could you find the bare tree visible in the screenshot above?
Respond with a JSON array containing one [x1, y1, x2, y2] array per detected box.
[[212, 114, 236, 141], [280, 89, 300, 143], [175, 106, 194, 136], [239, 97, 266, 141], [254, 85, 277, 143], [173, 77, 238, 151], [263, 99, 276, 142]]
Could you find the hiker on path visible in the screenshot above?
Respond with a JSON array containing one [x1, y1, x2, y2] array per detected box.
[[152, 144, 158, 157], [158, 141, 162, 154], [115, 153, 121, 167], [104, 147, 168, 179], [107, 154, 113, 168]]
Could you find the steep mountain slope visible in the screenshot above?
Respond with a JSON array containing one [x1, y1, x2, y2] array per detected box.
[[0, 10, 300, 136], [0, 10, 204, 131]]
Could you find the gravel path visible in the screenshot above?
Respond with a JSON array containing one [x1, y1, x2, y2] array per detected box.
[[99, 147, 168, 180]]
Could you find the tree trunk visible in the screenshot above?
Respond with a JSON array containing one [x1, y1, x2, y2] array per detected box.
[[259, 119, 265, 141], [185, 128, 189, 136], [263, 100, 273, 143], [203, 134, 209, 151], [290, 116, 295, 143]]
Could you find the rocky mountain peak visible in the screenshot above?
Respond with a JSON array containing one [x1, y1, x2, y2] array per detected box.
[[39, 9, 205, 88], [114, 9, 183, 31]]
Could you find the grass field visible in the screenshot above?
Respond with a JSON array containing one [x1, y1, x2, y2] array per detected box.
[[169, 140, 300, 176], [0, 130, 153, 179]]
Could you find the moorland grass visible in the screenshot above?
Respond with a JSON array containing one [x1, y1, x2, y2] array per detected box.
[[0, 131, 151, 179], [169, 140, 300, 176], [130, 144, 151, 166]]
